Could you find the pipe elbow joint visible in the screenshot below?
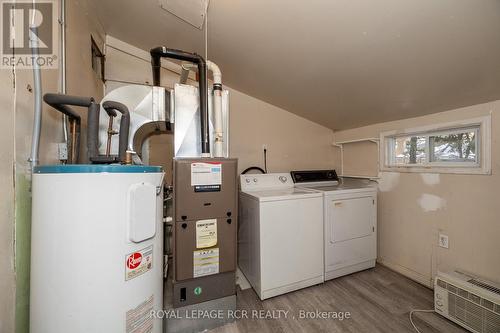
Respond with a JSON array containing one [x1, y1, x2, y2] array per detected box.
[[102, 101, 130, 117]]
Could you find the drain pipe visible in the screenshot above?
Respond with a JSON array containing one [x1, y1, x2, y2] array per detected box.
[[28, 26, 42, 171], [180, 61, 224, 157], [209, 61, 223, 158], [150, 46, 210, 156]]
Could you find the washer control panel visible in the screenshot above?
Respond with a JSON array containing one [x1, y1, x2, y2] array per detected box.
[[240, 173, 292, 192]]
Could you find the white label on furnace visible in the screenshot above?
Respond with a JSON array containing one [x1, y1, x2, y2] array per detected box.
[[196, 219, 217, 248], [193, 248, 219, 278], [191, 162, 222, 186], [125, 245, 153, 281], [126, 295, 154, 333]]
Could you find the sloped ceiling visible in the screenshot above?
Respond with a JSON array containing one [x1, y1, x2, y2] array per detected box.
[[89, 0, 500, 130]]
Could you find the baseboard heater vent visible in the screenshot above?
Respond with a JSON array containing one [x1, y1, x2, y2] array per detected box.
[[435, 271, 500, 333]]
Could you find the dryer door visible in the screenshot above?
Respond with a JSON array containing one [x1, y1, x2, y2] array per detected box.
[[325, 194, 376, 276], [331, 196, 374, 242]]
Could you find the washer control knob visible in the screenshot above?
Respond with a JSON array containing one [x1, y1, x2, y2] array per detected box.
[[245, 178, 251, 183], [253, 178, 258, 183], [279, 176, 287, 183]]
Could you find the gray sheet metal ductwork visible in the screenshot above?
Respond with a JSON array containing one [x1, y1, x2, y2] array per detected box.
[[150, 46, 210, 155], [179, 61, 225, 157], [173, 84, 230, 158], [98, 85, 171, 161]]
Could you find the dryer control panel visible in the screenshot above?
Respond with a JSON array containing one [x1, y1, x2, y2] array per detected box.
[[290, 169, 339, 184]]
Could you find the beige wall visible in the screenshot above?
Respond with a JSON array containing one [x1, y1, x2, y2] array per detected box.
[[148, 134, 175, 185], [338, 141, 379, 178], [0, 1, 106, 332], [104, 40, 337, 176], [334, 101, 500, 286], [65, 0, 105, 162], [0, 64, 16, 333]]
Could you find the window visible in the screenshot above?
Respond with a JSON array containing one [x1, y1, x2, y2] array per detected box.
[[380, 116, 491, 174]]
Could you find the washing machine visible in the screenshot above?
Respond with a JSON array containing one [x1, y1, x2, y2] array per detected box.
[[292, 170, 377, 281], [238, 173, 324, 300]]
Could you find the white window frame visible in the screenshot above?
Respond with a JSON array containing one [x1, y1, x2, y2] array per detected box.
[[380, 115, 491, 175]]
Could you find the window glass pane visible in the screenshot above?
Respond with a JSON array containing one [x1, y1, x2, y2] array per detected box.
[[429, 130, 477, 163], [392, 136, 427, 165]]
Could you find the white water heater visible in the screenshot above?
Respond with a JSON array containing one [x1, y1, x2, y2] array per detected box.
[[30, 165, 164, 333]]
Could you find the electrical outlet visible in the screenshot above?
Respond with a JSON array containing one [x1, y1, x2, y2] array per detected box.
[[57, 143, 68, 161], [262, 144, 267, 151], [438, 233, 449, 249]]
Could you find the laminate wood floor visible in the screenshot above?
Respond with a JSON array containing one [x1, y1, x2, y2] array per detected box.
[[209, 265, 468, 333]]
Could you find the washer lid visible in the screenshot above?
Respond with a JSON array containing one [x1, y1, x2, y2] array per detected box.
[[34, 164, 163, 174]]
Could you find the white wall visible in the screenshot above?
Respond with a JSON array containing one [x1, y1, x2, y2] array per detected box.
[[334, 101, 500, 286]]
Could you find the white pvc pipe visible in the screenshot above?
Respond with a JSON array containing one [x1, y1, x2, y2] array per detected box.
[[210, 61, 223, 157], [208, 61, 222, 86], [179, 61, 224, 157], [213, 89, 223, 157]]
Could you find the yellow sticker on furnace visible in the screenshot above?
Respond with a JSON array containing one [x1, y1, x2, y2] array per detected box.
[[195, 219, 217, 248]]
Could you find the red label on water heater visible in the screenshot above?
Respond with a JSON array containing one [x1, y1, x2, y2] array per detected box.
[[125, 246, 153, 281], [126, 252, 142, 269]]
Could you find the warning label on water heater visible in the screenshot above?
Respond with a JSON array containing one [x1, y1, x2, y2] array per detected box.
[[191, 162, 222, 186], [193, 248, 219, 278], [125, 246, 153, 281], [126, 295, 154, 333]]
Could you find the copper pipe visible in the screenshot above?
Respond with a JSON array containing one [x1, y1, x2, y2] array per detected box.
[[125, 151, 133, 165], [106, 116, 114, 156]]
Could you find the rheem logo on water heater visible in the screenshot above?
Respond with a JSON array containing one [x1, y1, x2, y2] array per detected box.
[[125, 246, 153, 281], [127, 252, 143, 269]]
